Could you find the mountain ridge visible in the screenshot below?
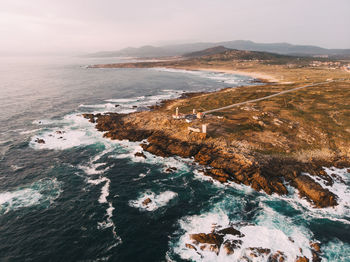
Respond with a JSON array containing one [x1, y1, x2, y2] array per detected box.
[[85, 40, 350, 58]]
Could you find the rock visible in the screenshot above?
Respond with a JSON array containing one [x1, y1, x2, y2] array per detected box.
[[142, 198, 152, 206], [310, 242, 321, 253], [185, 243, 197, 251], [86, 112, 347, 209], [295, 256, 309, 262], [190, 233, 224, 247], [35, 138, 45, 144], [134, 151, 146, 158], [249, 247, 271, 256], [268, 251, 286, 262], [165, 167, 177, 173], [293, 175, 337, 207], [115, 104, 120, 107], [222, 239, 243, 255], [56, 130, 65, 134], [310, 242, 321, 262], [217, 227, 245, 237], [198, 244, 220, 255]]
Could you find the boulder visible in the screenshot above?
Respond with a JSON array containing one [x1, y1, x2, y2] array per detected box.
[[142, 198, 152, 206], [134, 151, 146, 158], [293, 175, 337, 207], [35, 138, 45, 144]]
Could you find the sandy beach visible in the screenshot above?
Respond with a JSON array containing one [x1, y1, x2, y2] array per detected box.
[[179, 67, 281, 83]]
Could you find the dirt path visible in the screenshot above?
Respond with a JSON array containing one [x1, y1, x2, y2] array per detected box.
[[203, 80, 334, 114]]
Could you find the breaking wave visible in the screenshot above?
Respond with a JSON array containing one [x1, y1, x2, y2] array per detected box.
[[0, 178, 62, 214]]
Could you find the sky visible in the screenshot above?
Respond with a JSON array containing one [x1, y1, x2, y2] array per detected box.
[[1, 0, 349, 55]]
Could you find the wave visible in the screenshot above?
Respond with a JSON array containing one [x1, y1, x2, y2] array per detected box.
[[129, 190, 178, 211], [30, 114, 103, 150], [79, 90, 184, 115], [0, 178, 62, 214], [169, 195, 314, 262], [151, 67, 254, 85]]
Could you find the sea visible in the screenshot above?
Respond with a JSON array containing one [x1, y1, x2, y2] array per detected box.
[[0, 56, 349, 262]]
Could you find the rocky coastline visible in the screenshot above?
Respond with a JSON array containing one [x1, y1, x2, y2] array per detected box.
[[82, 111, 348, 209]]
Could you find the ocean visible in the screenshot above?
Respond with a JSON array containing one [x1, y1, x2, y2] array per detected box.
[[0, 56, 349, 262]]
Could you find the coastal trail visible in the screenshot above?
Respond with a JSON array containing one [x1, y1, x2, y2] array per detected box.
[[203, 80, 337, 114]]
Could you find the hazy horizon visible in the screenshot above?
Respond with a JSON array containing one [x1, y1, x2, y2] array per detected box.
[[1, 0, 350, 55]]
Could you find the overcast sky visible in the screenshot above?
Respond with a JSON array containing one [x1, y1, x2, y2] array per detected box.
[[1, 0, 349, 54]]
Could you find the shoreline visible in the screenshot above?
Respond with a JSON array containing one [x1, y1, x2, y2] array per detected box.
[[82, 60, 350, 210], [167, 66, 281, 83]]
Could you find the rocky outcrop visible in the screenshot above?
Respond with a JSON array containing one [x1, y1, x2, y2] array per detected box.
[[83, 112, 344, 208], [134, 151, 147, 158], [293, 175, 337, 208], [185, 226, 307, 261], [35, 138, 45, 144], [142, 198, 152, 206]]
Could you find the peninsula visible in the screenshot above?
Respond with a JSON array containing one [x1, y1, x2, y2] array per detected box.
[[85, 47, 350, 209]]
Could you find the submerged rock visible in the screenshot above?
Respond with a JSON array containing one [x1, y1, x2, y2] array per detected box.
[[134, 151, 147, 158], [35, 138, 45, 144], [142, 198, 152, 206], [165, 166, 177, 173]]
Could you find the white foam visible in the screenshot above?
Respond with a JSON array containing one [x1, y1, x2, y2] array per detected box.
[[152, 67, 253, 85], [80, 147, 121, 242], [19, 128, 42, 135], [76, 90, 184, 115], [109, 139, 192, 174], [10, 165, 24, 171], [322, 238, 350, 262], [105, 97, 142, 103], [269, 167, 350, 224], [30, 114, 103, 150], [170, 197, 314, 262], [79, 103, 115, 109], [129, 190, 178, 211], [0, 178, 62, 214]]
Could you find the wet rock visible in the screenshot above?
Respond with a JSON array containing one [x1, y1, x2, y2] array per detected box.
[[35, 138, 45, 144], [268, 251, 286, 262], [293, 175, 337, 207], [310, 242, 321, 253], [165, 167, 177, 173], [217, 227, 245, 237], [222, 239, 243, 255], [204, 168, 229, 183], [185, 243, 197, 251], [134, 151, 146, 158], [295, 256, 309, 262], [82, 113, 96, 123], [190, 233, 224, 247], [142, 198, 152, 206], [310, 242, 321, 262], [198, 244, 220, 255], [249, 247, 271, 256], [87, 112, 347, 209]]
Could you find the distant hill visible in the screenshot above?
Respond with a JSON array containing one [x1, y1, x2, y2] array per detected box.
[[183, 46, 231, 57], [184, 47, 312, 65], [86, 40, 350, 58]]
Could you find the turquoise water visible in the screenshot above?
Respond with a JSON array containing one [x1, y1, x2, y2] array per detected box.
[[0, 56, 349, 262]]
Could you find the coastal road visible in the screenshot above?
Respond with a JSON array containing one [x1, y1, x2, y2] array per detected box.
[[203, 80, 335, 114]]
